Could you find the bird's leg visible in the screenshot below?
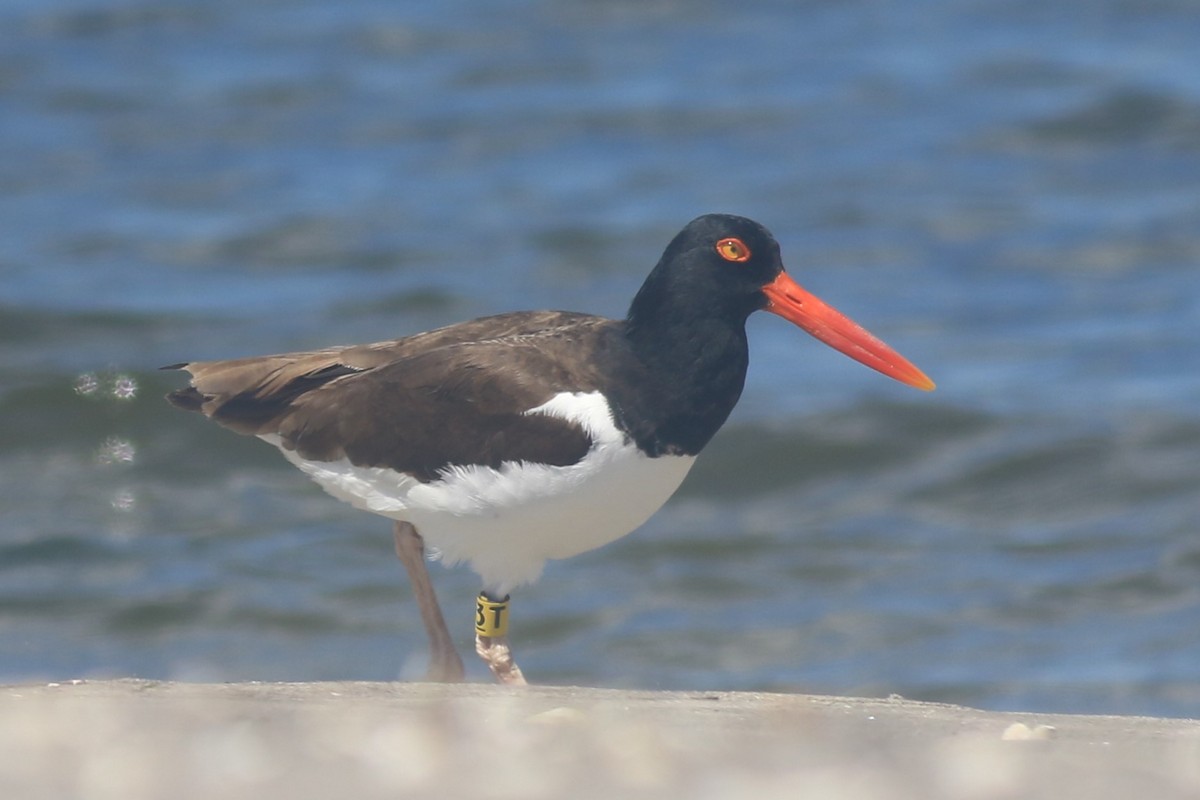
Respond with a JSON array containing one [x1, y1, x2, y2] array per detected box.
[[392, 521, 464, 682], [474, 592, 527, 685], [476, 635, 526, 685]]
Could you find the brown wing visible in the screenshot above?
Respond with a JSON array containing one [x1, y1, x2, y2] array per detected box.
[[164, 311, 619, 481]]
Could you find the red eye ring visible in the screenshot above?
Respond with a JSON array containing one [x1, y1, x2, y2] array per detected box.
[[715, 237, 751, 263]]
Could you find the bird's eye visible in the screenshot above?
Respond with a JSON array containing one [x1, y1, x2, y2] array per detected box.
[[715, 237, 751, 263]]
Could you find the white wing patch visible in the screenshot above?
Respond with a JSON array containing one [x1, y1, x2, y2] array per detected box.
[[260, 391, 694, 595]]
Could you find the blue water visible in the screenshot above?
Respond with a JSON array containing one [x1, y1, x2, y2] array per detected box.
[[2, 0, 1199, 718]]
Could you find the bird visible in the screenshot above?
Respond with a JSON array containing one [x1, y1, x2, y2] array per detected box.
[[164, 213, 934, 684]]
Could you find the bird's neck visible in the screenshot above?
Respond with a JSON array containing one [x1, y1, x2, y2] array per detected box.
[[616, 291, 751, 457]]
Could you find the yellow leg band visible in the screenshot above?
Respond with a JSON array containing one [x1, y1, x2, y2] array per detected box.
[[475, 593, 510, 637]]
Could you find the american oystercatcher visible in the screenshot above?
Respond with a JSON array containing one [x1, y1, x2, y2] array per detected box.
[[165, 214, 934, 684]]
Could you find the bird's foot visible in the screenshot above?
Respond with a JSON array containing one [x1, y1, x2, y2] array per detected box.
[[475, 634, 527, 685]]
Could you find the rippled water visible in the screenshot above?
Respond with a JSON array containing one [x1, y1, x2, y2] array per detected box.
[[2, 0, 1199, 718]]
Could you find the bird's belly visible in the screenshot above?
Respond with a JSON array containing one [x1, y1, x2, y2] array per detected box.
[[269, 439, 694, 595], [415, 443, 694, 594]]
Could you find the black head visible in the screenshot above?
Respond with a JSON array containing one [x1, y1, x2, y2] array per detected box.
[[627, 213, 936, 392], [627, 214, 785, 327]]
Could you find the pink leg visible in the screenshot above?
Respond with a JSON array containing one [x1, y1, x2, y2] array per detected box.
[[392, 521, 464, 682], [475, 633, 527, 685]]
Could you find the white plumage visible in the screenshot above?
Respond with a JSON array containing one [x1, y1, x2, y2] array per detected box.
[[262, 390, 695, 595]]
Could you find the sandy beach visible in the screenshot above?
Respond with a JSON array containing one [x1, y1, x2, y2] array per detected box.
[[3, 679, 1198, 799]]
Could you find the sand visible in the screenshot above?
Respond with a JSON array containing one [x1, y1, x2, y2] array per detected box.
[[2, 679, 1198, 799]]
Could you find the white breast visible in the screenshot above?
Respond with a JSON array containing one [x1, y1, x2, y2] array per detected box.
[[261, 391, 695, 595]]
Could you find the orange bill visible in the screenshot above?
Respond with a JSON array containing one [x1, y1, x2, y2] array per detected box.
[[762, 271, 935, 391]]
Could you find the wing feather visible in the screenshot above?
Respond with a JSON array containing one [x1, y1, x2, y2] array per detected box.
[[164, 311, 618, 481]]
